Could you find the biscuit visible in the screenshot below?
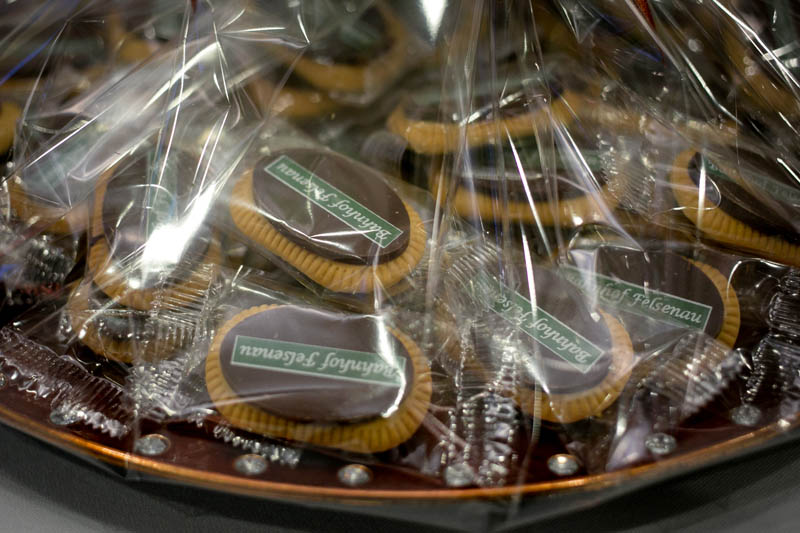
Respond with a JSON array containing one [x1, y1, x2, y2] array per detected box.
[[669, 149, 800, 266], [387, 88, 582, 156], [268, 3, 409, 95], [463, 265, 634, 423], [205, 304, 432, 453], [66, 282, 191, 363], [229, 148, 426, 294], [432, 169, 621, 227], [87, 149, 220, 311], [8, 176, 89, 234], [515, 311, 633, 423], [561, 245, 741, 350], [428, 134, 622, 226]]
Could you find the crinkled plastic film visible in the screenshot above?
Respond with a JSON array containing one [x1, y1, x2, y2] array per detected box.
[[2, 0, 800, 530]]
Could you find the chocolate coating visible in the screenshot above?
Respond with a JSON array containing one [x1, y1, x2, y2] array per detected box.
[[687, 152, 800, 245], [566, 246, 726, 350], [251, 148, 410, 265], [459, 135, 608, 201], [475, 266, 613, 395], [218, 306, 414, 423], [101, 149, 212, 283], [306, 6, 391, 66]]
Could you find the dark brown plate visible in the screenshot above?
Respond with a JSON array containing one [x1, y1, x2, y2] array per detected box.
[[0, 372, 796, 502]]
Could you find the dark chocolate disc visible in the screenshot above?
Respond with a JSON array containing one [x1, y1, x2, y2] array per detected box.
[[305, 6, 391, 66], [218, 306, 414, 423], [460, 135, 608, 201], [565, 246, 727, 350], [473, 266, 613, 395], [687, 152, 800, 245], [251, 148, 411, 265], [100, 149, 212, 282]]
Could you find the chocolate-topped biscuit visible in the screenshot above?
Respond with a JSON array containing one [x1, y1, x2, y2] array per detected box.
[[100, 152, 213, 269], [435, 133, 620, 227], [205, 304, 432, 453], [467, 265, 633, 422], [563, 245, 741, 350], [66, 282, 193, 363], [229, 147, 426, 294], [467, 137, 609, 200], [687, 153, 800, 243], [268, 3, 409, 96], [669, 148, 800, 266], [88, 147, 220, 310], [250, 150, 410, 264], [387, 62, 582, 155]]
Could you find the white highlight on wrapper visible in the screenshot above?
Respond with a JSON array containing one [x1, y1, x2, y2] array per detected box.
[[140, 186, 215, 273], [421, 0, 447, 40]]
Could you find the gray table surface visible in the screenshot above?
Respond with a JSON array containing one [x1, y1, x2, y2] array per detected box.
[[0, 421, 799, 532]]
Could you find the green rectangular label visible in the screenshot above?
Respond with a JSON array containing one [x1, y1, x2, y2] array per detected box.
[[561, 266, 712, 330], [705, 156, 800, 206], [470, 273, 605, 374], [230, 336, 406, 387], [264, 155, 404, 248]]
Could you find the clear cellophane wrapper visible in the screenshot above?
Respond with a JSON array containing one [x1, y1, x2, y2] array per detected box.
[[2, 0, 800, 530]]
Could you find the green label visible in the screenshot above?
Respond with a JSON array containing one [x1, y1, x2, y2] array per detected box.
[[561, 266, 712, 331], [704, 155, 800, 206], [470, 273, 605, 374], [264, 155, 403, 248], [230, 336, 406, 387]]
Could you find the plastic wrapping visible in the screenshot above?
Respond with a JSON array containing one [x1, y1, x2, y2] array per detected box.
[[2, 0, 800, 530]]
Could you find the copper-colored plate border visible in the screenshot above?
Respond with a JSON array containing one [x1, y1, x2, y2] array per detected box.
[[0, 402, 796, 502]]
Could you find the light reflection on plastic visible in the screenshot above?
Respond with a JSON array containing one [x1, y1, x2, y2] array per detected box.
[[374, 314, 405, 418], [420, 0, 446, 40], [140, 186, 214, 272]]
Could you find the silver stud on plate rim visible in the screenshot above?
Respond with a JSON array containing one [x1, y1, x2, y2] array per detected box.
[[730, 404, 762, 427], [644, 432, 677, 456], [547, 454, 580, 476], [337, 464, 372, 487], [234, 454, 268, 476], [134, 434, 170, 456]]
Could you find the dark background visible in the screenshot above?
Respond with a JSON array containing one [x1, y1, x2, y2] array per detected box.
[[1, 423, 799, 532]]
